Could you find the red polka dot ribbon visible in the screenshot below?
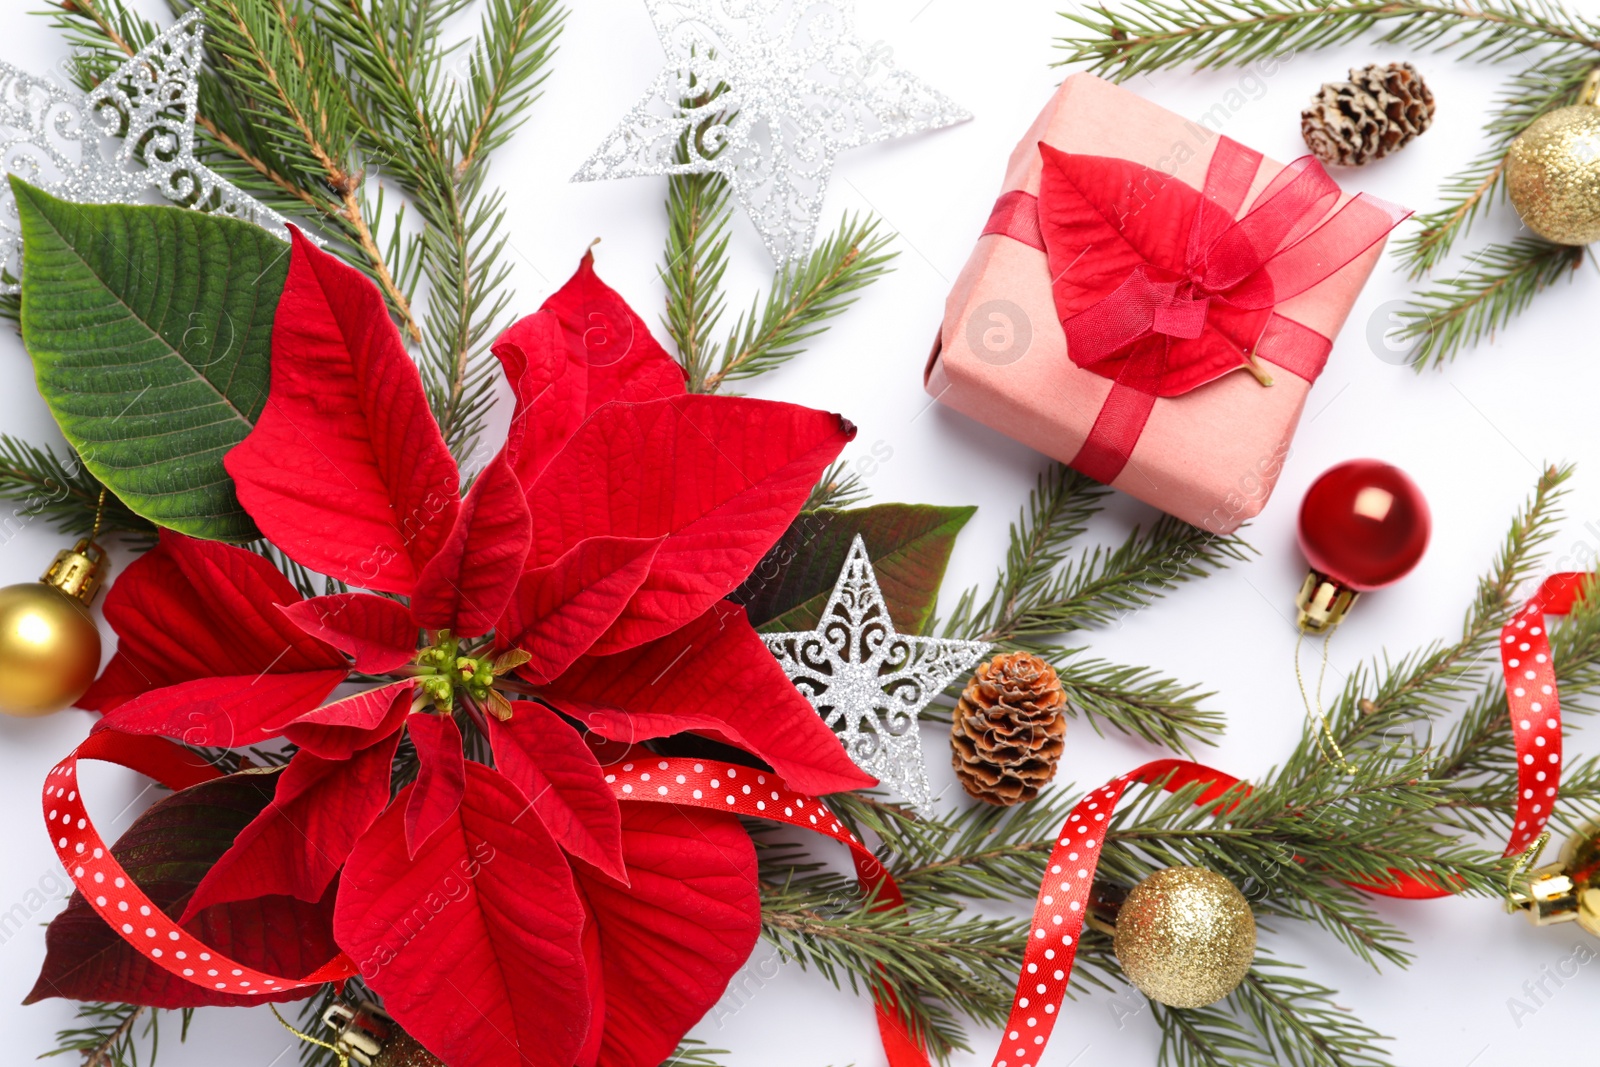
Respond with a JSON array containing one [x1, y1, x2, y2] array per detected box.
[[43, 574, 1586, 1067], [42, 730, 360, 997], [601, 756, 930, 1067], [980, 574, 1590, 1067]]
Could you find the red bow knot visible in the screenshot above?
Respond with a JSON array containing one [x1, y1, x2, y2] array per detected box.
[[983, 137, 1409, 485]]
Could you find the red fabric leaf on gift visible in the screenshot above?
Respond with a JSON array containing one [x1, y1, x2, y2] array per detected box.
[[280, 593, 419, 673], [487, 702, 627, 882], [412, 450, 532, 636], [334, 763, 591, 1067], [27, 773, 341, 1008], [182, 732, 401, 919], [80, 534, 347, 713], [97, 672, 349, 748], [503, 535, 664, 685], [406, 712, 466, 857], [573, 802, 759, 1067], [1036, 145, 1270, 394], [492, 252, 686, 487], [543, 602, 873, 795], [224, 229, 461, 595], [526, 395, 853, 654], [283, 680, 414, 759]]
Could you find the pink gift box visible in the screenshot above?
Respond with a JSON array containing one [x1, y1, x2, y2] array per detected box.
[[925, 73, 1396, 534]]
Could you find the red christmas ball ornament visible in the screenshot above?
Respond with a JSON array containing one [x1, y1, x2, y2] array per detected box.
[[1295, 459, 1431, 633]]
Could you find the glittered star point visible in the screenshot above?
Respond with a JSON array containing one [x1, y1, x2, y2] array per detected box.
[[762, 535, 989, 814], [573, 0, 971, 264], [0, 12, 301, 293]]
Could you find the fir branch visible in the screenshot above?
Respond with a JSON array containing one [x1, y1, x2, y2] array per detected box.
[[0, 436, 154, 541], [49, 0, 422, 335], [1153, 955, 1395, 1067], [662, 169, 733, 390], [1057, 0, 1600, 82], [1051, 648, 1226, 754], [1392, 238, 1585, 367], [696, 214, 896, 393], [312, 0, 563, 459], [660, 1041, 729, 1067], [43, 1002, 191, 1067], [758, 877, 1024, 1062], [939, 464, 1110, 641], [801, 459, 870, 512]]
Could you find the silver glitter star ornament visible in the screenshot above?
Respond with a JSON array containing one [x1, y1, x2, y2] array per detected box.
[[0, 11, 299, 292], [574, 0, 971, 265], [762, 535, 989, 814]]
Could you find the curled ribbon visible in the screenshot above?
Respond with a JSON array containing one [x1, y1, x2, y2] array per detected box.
[[42, 576, 1584, 1066], [984, 137, 1410, 485]]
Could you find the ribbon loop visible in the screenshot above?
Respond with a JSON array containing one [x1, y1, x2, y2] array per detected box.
[[983, 136, 1409, 484]]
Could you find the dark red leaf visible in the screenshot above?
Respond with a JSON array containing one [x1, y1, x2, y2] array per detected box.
[[224, 229, 460, 595], [525, 395, 853, 654], [282, 681, 415, 759], [27, 773, 341, 1008], [334, 764, 591, 1067], [406, 712, 466, 858], [487, 702, 626, 882], [574, 803, 759, 1067], [279, 593, 419, 673], [543, 602, 873, 795], [96, 671, 349, 749], [182, 734, 401, 919], [504, 535, 663, 684], [492, 253, 686, 488], [80, 533, 347, 713], [412, 450, 532, 636]]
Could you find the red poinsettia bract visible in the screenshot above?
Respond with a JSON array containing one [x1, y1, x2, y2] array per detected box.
[[72, 231, 870, 1067]]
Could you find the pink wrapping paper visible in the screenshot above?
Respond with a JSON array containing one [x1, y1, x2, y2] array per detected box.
[[926, 73, 1393, 533]]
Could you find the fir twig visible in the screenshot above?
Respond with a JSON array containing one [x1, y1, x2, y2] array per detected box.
[[0, 436, 154, 541], [1392, 239, 1585, 367], [699, 214, 894, 392], [43, 1002, 191, 1067], [1057, 0, 1600, 82]]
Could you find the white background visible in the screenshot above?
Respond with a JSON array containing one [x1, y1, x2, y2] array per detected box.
[[3, 1, 1600, 1064]]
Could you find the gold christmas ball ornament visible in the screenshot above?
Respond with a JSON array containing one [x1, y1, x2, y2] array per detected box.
[[1509, 820, 1600, 937], [1506, 69, 1600, 245], [1110, 866, 1257, 1008], [0, 539, 107, 717]]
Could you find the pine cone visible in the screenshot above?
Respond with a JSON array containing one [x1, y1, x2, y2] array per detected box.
[[1301, 62, 1435, 166], [951, 652, 1067, 806]]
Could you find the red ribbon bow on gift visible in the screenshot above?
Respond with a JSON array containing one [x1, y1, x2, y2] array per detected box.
[[985, 136, 1409, 484]]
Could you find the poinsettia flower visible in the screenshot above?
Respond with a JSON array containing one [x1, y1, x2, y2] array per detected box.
[[74, 234, 872, 1067]]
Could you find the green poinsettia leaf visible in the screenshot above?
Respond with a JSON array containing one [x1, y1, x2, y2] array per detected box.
[[14, 178, 290, 542], [736, 503, 976, 635]]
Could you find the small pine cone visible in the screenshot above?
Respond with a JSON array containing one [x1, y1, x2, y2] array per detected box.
[[951, 652, 1067, 806], [1301, 62, 1435, 166]]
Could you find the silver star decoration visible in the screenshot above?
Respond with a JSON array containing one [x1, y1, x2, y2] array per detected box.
[[762, 535, 989, 814], [0, 11, 299, 293], [573, 0, 970, 265]]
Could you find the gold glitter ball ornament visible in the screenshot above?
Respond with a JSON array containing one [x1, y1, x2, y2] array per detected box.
[[1111, 866, 1257, 1008], [1506, 70, 1600, 245]]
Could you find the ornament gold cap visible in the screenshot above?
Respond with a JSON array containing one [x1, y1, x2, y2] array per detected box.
[[41, 539, 107, 606], [1295, 570, 1358, 634], [1508, 821, 1600, 938], [322, 1000, 390, 1066]]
